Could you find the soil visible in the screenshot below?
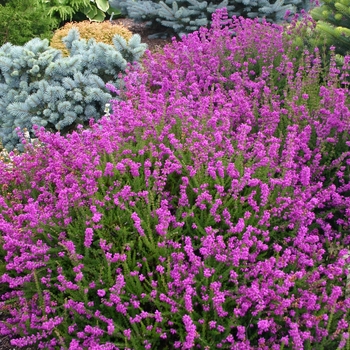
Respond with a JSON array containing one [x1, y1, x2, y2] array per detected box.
[[0, 17, 178, 350]]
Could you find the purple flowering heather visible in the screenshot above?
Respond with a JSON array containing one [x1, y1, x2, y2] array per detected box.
[[84, 228, 94, 248], [0, 8, 349, 350]]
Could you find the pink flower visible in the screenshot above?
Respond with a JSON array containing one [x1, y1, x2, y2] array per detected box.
[[123, 329, 131, 340], [84, 228, 93, 248], [97, 289, 106, 297]]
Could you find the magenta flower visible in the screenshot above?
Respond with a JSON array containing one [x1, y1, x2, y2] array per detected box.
[[97, 289, 106, 297], [84, 228, 94, 248], [182, 314, 198, 349]]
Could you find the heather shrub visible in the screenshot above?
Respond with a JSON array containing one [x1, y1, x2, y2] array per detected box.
[[50, 21, 133, 56], [282, 12, 329, 62], [0, 8, 350, 349]]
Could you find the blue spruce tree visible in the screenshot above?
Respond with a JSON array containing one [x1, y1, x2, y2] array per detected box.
[[109, 0, 311, 37], [0, 29, 147, 151]]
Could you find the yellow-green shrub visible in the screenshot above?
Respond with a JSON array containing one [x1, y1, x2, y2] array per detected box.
[[50, 20, 133, 56]]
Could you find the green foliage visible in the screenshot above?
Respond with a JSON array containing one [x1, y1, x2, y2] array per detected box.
[[40, 0, 121, 24], [0, 0, 58, 46], [311, 0, 350, 57]]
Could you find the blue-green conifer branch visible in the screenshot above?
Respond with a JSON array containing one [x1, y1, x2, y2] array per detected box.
[[0, 29, 147, 151], [109, 0, 310, 37]]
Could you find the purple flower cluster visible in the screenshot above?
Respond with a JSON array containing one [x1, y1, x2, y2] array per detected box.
[[0, 8, 349, 349]]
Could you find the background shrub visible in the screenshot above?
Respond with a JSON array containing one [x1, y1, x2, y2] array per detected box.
[[0, 30, 147, 151], [39, 0, 122, 24], [311, 0, 350, 60], [50, 20, 133, 56], [0, 0, 58, 46], [110, 0, 312, 37]]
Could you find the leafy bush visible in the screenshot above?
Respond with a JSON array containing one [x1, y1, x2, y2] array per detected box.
[[0, 8, 350, 349], [311, 0, 350, 58], [0, 0, 58, 46], [110, 0, 311, 37], [50, 20, 133, 56], [0, 30, 147, 152], [39, 0, 121, 24]]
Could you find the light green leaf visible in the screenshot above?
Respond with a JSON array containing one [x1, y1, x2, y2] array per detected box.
[[95, 0, 110, 12], [83, 6, 98, 18], [87, 9, 106, 22]]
